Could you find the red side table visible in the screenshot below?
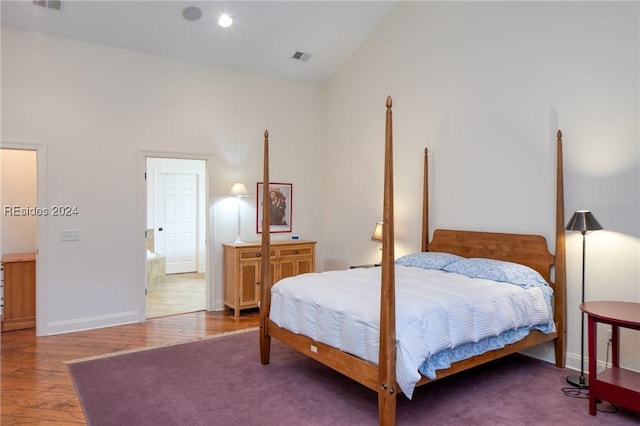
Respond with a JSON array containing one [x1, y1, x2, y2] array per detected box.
[[580, 301, 640, 415]]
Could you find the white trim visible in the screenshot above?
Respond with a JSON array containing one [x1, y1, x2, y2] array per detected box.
[[46, 310, 139, 336]]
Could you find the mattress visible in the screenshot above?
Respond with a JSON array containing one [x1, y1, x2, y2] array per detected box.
[[269, 261, 554, 398]]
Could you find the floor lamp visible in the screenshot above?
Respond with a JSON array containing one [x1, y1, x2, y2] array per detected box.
[[229, 183, 249, 244], [565, 210, 602, 389]]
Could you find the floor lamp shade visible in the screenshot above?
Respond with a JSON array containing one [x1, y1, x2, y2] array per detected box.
[[565, 210, 602, 389], [229, 183, 249, 244], [229, 183, 249, 198], [565, 210, 603, 234]]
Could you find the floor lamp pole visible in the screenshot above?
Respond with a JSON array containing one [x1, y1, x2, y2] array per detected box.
[[566, 232, 588, 388], [579, 232, 587, 382]]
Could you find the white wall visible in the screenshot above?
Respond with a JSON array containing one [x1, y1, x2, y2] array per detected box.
[[323, 2, 639, 371], [1, 28, 324, 334]]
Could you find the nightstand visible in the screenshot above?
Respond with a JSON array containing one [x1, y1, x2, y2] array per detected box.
[[581, 301, 640, 416]]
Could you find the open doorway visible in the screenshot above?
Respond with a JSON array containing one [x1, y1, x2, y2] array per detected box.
[[1, 148, 37, 332], [145, 157, 207, 318]]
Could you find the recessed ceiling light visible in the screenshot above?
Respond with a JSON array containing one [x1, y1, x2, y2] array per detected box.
[[182, 6, 202, 22], [218, 14, 233, 28]]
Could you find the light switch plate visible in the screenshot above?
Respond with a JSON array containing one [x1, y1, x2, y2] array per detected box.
[[61, 229, 80, 241]]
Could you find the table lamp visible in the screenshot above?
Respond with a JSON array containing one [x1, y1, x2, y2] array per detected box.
[[229, 183, 249, 243]]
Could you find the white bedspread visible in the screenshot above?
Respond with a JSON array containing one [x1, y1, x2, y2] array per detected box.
[[269, 265, 552, 398]]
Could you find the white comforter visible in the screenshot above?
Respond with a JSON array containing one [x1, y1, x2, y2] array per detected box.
[[269, 265, 552, 398]]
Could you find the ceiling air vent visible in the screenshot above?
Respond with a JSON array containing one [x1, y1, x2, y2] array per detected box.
[[291, 51, 312, 62], [33, 1, 62, 11]]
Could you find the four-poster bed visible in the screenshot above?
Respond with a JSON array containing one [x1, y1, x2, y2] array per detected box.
[[258, 97, 566, 426]]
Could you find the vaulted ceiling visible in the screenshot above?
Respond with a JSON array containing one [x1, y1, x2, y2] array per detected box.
[[1, 1, 397, 84]]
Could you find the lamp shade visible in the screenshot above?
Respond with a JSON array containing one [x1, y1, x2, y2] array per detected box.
[[229, 183, 249, 197], [371, 222, 383, 242], [565, 210, 602, 234]]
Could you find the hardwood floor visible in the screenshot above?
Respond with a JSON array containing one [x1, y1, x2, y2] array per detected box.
[[1, 309, 259, 425]]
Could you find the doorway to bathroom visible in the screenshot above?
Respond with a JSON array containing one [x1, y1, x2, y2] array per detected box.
[[145, 157, 207, 318]]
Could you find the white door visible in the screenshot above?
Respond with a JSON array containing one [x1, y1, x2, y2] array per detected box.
[[154, 172, 197, 274]]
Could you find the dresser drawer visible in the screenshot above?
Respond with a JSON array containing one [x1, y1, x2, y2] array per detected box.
[[278, 245, 313, 258], [238, 248, 274, 260]]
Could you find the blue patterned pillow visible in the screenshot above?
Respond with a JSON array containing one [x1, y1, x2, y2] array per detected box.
[[395, 252, 463, 271], [443, 258, 548, 289]]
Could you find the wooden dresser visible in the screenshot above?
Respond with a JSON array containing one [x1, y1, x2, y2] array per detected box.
[[1, 252, 36, 331], [223, 240, 316, 316]]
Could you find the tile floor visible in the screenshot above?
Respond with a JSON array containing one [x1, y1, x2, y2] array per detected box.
[[146, 272, 206, 318]]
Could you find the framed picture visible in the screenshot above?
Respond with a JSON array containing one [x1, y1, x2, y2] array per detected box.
[[256, 182, 292, 233]]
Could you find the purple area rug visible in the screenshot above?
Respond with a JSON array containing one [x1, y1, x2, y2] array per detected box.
[[68, 329, 640, 426]]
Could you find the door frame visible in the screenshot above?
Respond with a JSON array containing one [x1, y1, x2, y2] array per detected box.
[[137, 150, 212, 320], [1, 141, 48, 336]]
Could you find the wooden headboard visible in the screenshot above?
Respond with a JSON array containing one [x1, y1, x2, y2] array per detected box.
[[428, 229, 555, 284]]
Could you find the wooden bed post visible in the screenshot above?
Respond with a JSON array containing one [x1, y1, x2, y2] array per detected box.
[[260, 130, 272, 365], [554, 130, 567, 367], [421, 147, 429, 252], [378, 96, 397, 426]]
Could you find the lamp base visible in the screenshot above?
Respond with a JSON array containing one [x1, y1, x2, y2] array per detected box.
[[233, 238, 244, 244], [566, 374, 589, 389]]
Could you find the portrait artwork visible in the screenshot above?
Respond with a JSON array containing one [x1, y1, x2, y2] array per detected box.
[[256, 182, 292, 233]]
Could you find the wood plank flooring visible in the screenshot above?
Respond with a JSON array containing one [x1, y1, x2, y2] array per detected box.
[[1, 309, 259, 425]]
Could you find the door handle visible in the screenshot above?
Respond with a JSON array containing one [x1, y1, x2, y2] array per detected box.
[[158, 227, 163, 232]]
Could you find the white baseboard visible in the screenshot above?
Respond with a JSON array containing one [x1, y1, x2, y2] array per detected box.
[[45, 311, 139, 335], [564, 349, 640, 374]]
